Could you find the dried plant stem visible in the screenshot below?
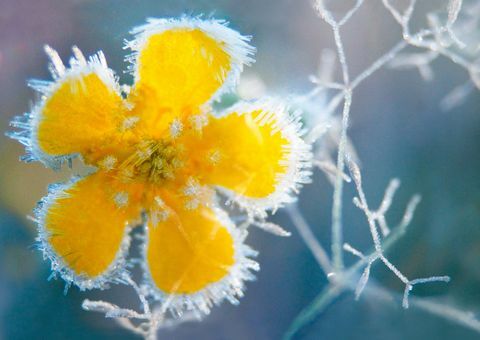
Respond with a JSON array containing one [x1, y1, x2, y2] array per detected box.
[[284, 277, 479, 340], [331, 89, 351, 271], [286, 204, 332, 275], [283, 281, 345, 340], [82, 274, 200, 339], [317, 4, 354, 272], [285, 0, 480, 338]]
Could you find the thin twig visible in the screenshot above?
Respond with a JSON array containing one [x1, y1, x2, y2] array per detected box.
[[286, 204, 332, 276]]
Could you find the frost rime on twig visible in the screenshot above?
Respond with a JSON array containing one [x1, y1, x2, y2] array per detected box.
[[382, 0, 480, 109], [81, 274, 201, 339], [344, 157, 450, 308], [285, 0, 480, 338]]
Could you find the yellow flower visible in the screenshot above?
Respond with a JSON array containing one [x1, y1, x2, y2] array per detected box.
[[10, 17, 311, 313]]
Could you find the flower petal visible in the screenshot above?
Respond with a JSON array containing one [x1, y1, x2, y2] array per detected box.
[[10, 47, 126, 169], [37, 172, 142, 289], [125, 17, 254, 137], [185, 99, 312, 212], [143, 192, 258, 314]]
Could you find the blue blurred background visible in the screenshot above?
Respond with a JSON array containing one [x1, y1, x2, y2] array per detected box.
[[0, 0, 479, 339]]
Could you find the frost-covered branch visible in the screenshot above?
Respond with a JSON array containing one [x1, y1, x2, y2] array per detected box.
[[82, 273, 200, 339], [307, 1, 480, 116], [382, 0, 480, 108], [286, 0, 480, 338], [344, 156, 450, 307], [314, 0, 359, 272]]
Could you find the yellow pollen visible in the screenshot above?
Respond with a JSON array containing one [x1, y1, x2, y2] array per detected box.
[[121, 140, 183, 184]]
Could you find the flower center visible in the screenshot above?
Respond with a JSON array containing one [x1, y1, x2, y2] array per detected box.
[[121, 140, 183, 184]]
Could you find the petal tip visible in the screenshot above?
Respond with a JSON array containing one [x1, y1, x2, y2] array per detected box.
[[140, 203, 258, 317], [34, 176, 134, 291]]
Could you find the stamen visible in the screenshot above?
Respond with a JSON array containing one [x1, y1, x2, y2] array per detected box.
[[123, 140, 183, 184], [119, 168, 134, 182]]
